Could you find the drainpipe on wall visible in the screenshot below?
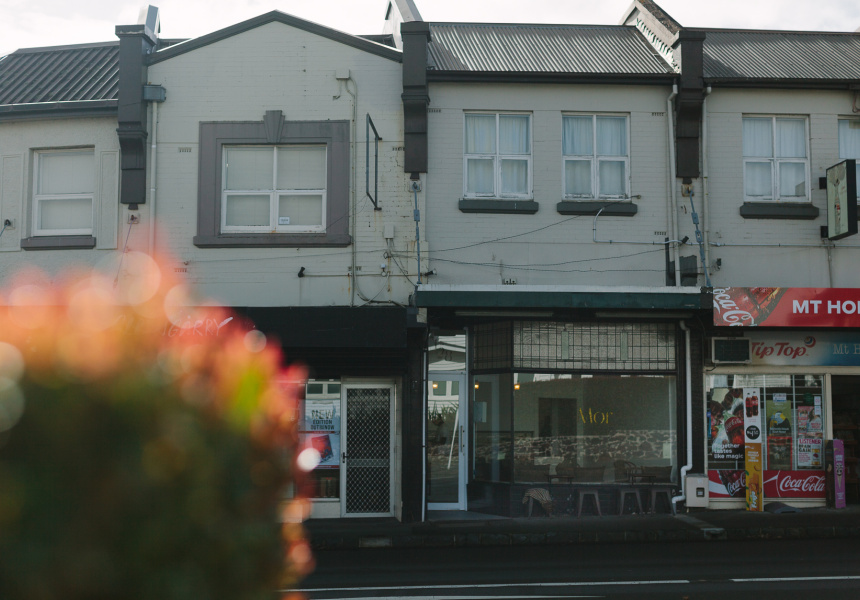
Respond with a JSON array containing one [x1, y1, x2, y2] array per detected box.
[[671, 320, 693, 514], [146, 88, 166, 254], [702, 86, 712, 278], [667, 83, 680, 286]]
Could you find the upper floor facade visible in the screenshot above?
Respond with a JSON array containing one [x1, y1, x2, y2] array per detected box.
[[2, 0, 859, 302]]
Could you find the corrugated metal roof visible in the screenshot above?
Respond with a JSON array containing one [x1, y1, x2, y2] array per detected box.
[[428, 23, 673, 75], [0, 42, 118, 106], [702, 30, 860, 81]]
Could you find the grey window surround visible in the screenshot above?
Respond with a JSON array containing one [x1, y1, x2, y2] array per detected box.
[[21, 235, 97, 250], [194, 115, 351, 248], [458, 199, 539, 214], [739, 202, 819, 220], [556, 201, 638, 216]]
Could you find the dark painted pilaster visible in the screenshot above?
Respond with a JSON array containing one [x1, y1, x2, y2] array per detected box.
[[401, 21, 430, 175], [689, 324, 706, 474], [673, 30, 706, 180], [402, 315, 427, 522], [115, 17, 158, 205]]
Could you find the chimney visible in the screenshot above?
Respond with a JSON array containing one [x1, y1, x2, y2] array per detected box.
[[115, 6, 160, 206]]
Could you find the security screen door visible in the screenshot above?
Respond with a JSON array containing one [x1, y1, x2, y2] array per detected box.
[[341, 384, 395, 517]]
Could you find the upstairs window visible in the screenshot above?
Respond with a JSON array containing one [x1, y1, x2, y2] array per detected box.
[[33, 150, 94, 236], [464, 113, 531, 198], [222, 145, 326, 233], [743, 117, 809, 202], [563, 115, 629, 199], [838, 119, 860, 203]]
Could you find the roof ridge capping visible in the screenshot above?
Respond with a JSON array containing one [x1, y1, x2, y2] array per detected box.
[[148, 9, 402, 64], [430, 22, 636, 29]]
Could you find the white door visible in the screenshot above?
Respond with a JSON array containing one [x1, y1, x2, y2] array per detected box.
[[427, 374, 467, 510], [341, 383, 395, 517]]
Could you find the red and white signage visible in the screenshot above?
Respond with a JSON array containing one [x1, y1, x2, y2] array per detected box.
[[714, 287, 860, 327], [762, 470, 826, 498]]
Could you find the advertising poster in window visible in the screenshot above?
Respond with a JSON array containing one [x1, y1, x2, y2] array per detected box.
[[708, 470, 747, 498], [743, 388, 764, 511], [708, 388, 745, 461], [299, 432, 340, 469], [766, 392, 792, 469], [301, 398, 340, 469]]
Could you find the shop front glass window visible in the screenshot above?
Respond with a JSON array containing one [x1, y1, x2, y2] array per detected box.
[[473, 374, 513, 482], [298, 379, 342, 498], [707, 374, 825, 498], [511, 374, 677, 484]]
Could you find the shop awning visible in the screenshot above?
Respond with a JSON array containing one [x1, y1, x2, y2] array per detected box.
[[414, 285, 709, 311]]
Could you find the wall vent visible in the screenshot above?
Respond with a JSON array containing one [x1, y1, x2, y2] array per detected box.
[[711, 337, 751, 364]]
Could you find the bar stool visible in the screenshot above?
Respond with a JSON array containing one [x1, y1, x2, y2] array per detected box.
[[650, 486, 673, 514], [617, 486, 643, 514], [577, 488, 602, 516]]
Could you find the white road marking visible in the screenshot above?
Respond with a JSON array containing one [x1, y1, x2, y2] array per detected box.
[[292, 580, 689, 593], [303, 596, 602, 600], [730, 576, 860, 583]]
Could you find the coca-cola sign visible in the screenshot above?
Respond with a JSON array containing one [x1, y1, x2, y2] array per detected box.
[[763, 470, 826, 498], [714, 288, 860, 328]]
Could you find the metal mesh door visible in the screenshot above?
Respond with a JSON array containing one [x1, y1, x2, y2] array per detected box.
[[344, 387, 392, 514]]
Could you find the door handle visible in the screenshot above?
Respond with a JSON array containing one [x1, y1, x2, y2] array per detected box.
[[460, 425, 465, 454], [342, 452, 347, 463]]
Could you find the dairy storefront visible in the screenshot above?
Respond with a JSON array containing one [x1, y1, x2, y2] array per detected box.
[[708, 288, 860, 508]]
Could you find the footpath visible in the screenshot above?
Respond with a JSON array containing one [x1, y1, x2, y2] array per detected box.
[[305, 505, 860, 551]]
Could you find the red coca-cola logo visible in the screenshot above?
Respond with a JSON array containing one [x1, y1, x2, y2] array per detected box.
[[713, 289, 755, 326], [763, 471, 826, 498], [778, 474, 825, 493]]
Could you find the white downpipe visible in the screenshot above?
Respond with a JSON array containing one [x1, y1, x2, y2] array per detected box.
[[345, 77, 359, 307], [672, 320, 693, 514], [702, 86, 712, 276], [667, 84, 680, 286], [148, 101, 159, 255], [421, 350, 428, 522]]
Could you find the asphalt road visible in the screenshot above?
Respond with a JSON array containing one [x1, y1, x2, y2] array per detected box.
[[292, 538, 860, 599]]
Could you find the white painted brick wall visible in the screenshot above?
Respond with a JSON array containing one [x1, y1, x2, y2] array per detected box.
[[146, 22, 419, 307], [0, 117, 126, 282], [425, 83, 678, 288], [704, 88, 860, 288]]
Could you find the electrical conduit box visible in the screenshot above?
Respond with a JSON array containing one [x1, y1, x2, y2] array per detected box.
[[686, 474, 709, 507]]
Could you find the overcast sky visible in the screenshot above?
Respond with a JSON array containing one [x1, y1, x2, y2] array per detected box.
[[2, 0, 857, 57]]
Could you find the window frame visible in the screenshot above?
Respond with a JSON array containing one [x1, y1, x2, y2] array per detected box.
[[31, 149, 95, 237], [194, 114, 350, 248], [838, 117, 860, 204], [463, 112, 533, 200], [742, 115, 811, 203], [562, 113, 630, 200], [220, 144, 327, 234]]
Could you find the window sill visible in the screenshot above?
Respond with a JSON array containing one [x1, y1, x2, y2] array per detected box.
[[193, 233, 352, 248], [21, 236, 96, 250], [557, 201, 638, 216], [458, 199, 539, 214], [739, 202, 819, 220]]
